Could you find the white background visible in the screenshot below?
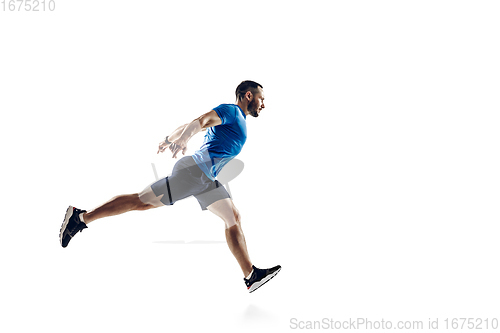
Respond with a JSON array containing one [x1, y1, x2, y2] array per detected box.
[[1, 1, 499, 332]]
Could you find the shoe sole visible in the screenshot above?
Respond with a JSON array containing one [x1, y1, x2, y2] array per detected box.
[[59, 206, 74, 247], [248, 267, 281, 293]]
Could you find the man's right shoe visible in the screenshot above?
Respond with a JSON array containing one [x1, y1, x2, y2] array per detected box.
[[59, 206, 88, 248], [244, 264, 281, 293]]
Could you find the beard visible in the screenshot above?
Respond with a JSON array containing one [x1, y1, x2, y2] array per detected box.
[[248, 99, 260, 117]]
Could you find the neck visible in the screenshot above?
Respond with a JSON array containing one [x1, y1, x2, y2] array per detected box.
[[236, 100, 249, 116]]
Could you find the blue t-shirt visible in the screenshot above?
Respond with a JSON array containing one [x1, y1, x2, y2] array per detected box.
[[192, 104, 247, 181]]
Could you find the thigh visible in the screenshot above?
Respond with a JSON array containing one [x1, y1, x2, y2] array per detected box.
[[207, 198, 239, 229], [194, 180, 231, 211]]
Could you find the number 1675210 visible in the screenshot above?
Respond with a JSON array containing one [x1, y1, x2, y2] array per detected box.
[[1, 0, 56, 11]]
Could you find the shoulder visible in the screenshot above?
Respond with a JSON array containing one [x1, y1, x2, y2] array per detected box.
[[213, 104, 238, 124], [214, 104, 238, 111]]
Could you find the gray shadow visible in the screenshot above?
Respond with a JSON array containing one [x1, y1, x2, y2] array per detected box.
[[240, 304, 279, 327], [217, 159, 244, 198], [153, 240, 225, 244]]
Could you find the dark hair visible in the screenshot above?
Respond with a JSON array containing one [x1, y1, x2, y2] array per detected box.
[[235, 80, 263, 101]]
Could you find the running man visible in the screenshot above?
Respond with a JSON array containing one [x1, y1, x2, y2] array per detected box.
[[59, 80, 281, 293]]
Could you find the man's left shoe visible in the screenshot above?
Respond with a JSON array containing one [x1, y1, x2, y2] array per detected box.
[[244, 264, 281, 293], [59, 206, 88, 248]]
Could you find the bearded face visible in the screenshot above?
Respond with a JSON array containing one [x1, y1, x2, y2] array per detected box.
[[248, 98, 260, 117]]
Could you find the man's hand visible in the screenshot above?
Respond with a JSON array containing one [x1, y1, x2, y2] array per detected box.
[[169, 138, 188, 158], [157, 139, 171, 154]]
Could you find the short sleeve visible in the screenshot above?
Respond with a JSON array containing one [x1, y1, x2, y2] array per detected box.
[[213, 104, 237, 125]]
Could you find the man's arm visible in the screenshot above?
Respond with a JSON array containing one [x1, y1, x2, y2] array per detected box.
[[177, 110, 222, 142], [167, 118, 211, 143], [158, 110, 222, 157], [167, 123, 189, 142], [198, 109, 223, 129]]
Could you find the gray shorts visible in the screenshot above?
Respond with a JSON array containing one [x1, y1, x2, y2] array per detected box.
[[150, 155, 231, 210]]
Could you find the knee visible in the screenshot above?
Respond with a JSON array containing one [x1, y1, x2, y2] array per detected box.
[[227, 208, 241, 229], [222, 210, 241, 229], [134, 193, 156, 210], [234, 210, 241, 226], [137, 187, 165, 209]]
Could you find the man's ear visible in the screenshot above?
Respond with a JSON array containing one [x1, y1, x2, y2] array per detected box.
[[245, 91, 253, 101]]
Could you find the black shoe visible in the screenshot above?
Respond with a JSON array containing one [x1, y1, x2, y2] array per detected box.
[[244, 264, 281, 293], [60, 206, 88, 248]]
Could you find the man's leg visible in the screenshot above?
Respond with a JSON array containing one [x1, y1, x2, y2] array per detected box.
[[61, 180, 169, 248], [83, 184, 165, 224], [207, 198, 253, 278]]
